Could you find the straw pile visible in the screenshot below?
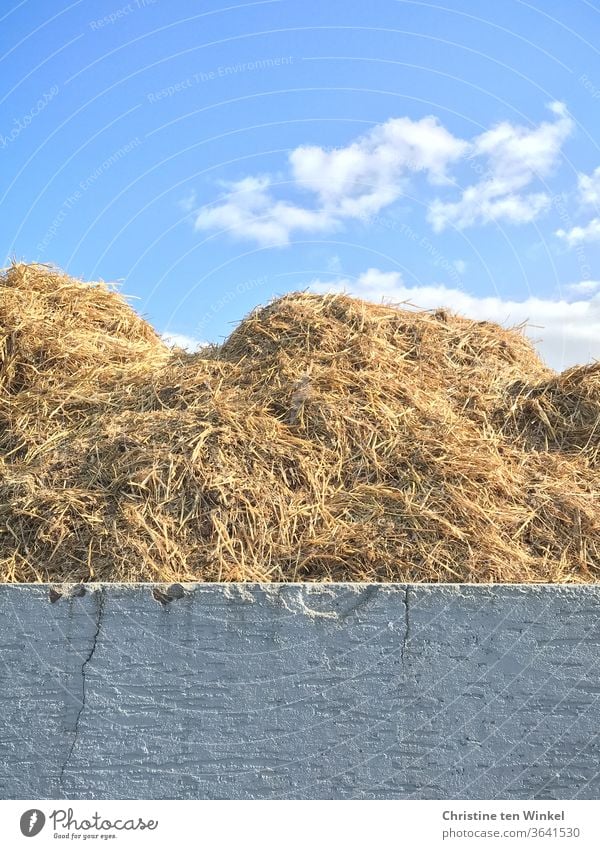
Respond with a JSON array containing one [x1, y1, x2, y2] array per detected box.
[[1, 262, 598, 583]]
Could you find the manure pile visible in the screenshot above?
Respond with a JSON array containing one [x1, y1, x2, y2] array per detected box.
[[1, 262, 599, 584]]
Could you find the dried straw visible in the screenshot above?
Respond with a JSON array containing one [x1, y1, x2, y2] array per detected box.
[[1, 262, 598, 583]]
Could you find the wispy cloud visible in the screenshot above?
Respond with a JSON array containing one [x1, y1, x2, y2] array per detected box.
[[566, 279, 600, 295], [162, 332, 207, 351], [290, 114, 467, 209], [429, 102, 573, 231], [194, 116, 466, 245], [556, 164, 600, 246], [556, 217, 600, 246], [578, 165, 600, 205], [192, 104, 573, 246], [309, 267, 600, 370], [194, 175, 335, 246]]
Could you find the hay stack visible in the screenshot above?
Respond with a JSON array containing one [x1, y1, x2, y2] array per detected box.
[[0, 263, 169, 444], [0, 262, 598, 583]]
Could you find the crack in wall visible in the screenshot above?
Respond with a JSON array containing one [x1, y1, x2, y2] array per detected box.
[[401, 585, 411, 664], [58, 590, 104, 796]]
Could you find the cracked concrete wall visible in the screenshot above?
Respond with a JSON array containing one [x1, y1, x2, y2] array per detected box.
[[0, 583, 599, 799]]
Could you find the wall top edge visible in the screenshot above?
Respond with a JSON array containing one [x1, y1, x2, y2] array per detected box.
[[0, 581, 595, 590]]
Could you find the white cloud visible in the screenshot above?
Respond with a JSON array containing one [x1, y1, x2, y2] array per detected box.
[[555, 166, 600, 246], [194, 175, 335, 246], [193, 104, 573, 245], [578, 166, 600, 206], [475, 101, 571, 179], [556, 217, 600, 246], [179, 190, 197, 213], [429, 190, 550, 231], [310, 267, 600, 370], [194, 115, 467, 245], [290, 115, 467, 212], [428, 102, 573, 231], [566, 280, 600, 295], [162, 332, 207, 351]]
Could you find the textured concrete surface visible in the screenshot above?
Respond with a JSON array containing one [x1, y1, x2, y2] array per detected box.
[[0, 583, 599, 800]]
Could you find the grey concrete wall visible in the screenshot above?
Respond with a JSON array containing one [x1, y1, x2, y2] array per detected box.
[[0, 583, 599, 800]]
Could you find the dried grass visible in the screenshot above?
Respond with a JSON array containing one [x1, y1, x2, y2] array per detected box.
[[1, 262, 598, 583]]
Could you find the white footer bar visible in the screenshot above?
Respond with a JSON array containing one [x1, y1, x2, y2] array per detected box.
[[1, 800, 598, 848]]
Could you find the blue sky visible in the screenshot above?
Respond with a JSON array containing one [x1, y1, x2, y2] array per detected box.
[[1, 0, 600, 368]]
